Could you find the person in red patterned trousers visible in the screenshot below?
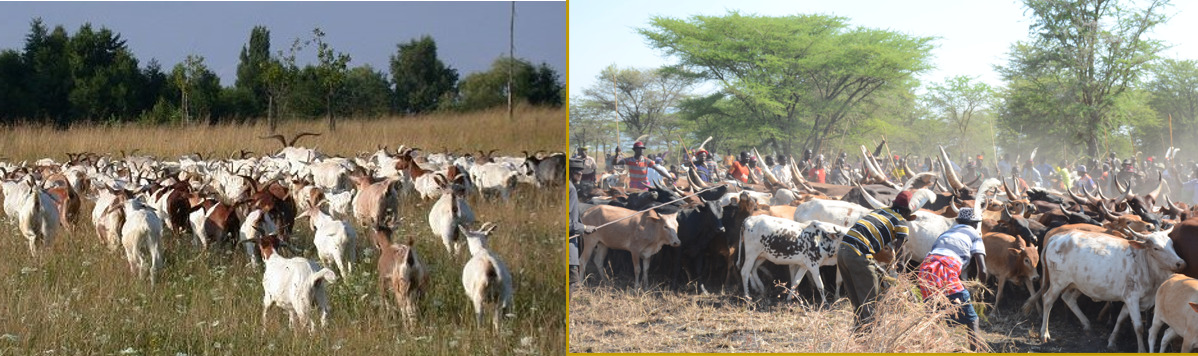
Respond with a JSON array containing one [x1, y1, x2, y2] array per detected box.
[[917, 207, 987, 351], [610, 141, 673, 190]]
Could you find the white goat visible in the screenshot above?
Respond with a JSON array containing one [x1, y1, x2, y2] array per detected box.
[[118, 197, 164, 285], [468, 163, 518, 202], [252, 233, 338, 332], [298, 203, 357, 278], [458, 223, 512, 331], [428, 175, 475, 256], [17, 181, 60, 256]]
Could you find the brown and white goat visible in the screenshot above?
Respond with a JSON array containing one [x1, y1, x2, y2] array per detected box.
[[371, 226, 429, 324]]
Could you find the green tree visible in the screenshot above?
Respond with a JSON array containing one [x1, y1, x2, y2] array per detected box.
[[639, 12, 934, 153], [66, 23, 143, 123], [924, 76, 996, 149], [312, 27, 351, 131], [1142, 58, 1198, 157], [1000, 0, 1170, 157], [23, 19, 73, 127], [390, 35, 458, 114], [235, 25, 271, 118], [262, 38, 304, 131], [172, 55, 218, 124], [0, 49, 32, 123], [457, 57, 563, 111], [578, 65, 696, 148], [338, 65, 392, 118]]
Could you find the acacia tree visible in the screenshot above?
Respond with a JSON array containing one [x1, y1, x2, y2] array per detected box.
[[577, 65, 695, 149], [639, 12, 933, 153], [925, 76, 995, 148], [1000, 0, 1170, 157]]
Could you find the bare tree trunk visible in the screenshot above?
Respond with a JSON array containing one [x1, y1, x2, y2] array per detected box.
[[327, 94, 336, 132], [268, 95, 276, 133]]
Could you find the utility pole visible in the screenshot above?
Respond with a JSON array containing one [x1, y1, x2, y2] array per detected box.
[[508, 1, 515, 121]]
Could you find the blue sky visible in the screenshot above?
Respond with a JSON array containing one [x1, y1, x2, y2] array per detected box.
[[0, 1, 566, 87], [568, 0, 1198, 97]]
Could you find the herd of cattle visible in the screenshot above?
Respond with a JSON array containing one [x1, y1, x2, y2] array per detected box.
[[574, 145, 1198, 352], [0, 133, 566, 331]]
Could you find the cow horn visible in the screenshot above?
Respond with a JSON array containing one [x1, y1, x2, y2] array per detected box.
[[1002, 177, 1018, 201], [902, 172, 938, 191], [857, 181, 887, 210], [1085, 184, 1100, 200], [1123, 226, 1148, 242], [1098, 201, 1120, 221], [687, 166, 707, 189], [1002, 203, 1014, 222], [1147, 172, 1164, 202], [938, 145, 965, 191], [933, 179, 946, 193], [1067, 186, 1089, 205], [948, 199, 960, 215], [964, 174, 982, 188], [1096, 185, 1109, 201], [1167, 195, 1183, 215]]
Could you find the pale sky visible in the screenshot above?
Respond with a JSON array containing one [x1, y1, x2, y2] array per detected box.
[[0, 2, 567, 87], [568, 0, 1198, 96]]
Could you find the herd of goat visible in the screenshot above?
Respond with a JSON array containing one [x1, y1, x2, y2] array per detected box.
[[0, 133, 566, 332], [576, 145, 1198, 352]]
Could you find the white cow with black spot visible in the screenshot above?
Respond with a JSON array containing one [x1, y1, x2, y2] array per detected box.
[[738, 215, 847, 303]]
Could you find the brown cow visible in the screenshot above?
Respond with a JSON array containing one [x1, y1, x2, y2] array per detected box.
[[1169, 217, 1198, 279], [1148, 273, 1198, 352], [579, 205, 680, 287], [983, 232, 1039, 310]]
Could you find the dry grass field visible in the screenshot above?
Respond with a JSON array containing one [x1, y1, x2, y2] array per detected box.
[[0, 107, 567, 355], [569, 268, 1159, 353]]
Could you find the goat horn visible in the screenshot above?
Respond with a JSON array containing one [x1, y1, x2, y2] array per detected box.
[[259, 134, 287, 149], [289, 132, 321, 147]]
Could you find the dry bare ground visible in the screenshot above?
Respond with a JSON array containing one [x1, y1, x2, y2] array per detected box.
[[0, 107, 566, 355], [570, 269, 1164, 353]]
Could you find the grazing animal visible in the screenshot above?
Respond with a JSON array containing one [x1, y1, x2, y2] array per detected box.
[[239, 209, 278, 267], [982, 232, 1039, 310], [428, 174, 475, 256], [16, 181, 60, 256], [579, 205, 681, 287], [371, 226, 429, 324], [116, 197, 165, 285], [251, 232, 338, 332], [468, 162, 519, 202], [297, 203, 357, 278], [1032, 226, 1185, 352], [1148, 273, 1198, 352], [738, 215, 846, 303], [458, 223, 512, 330], [348, 169, 400, 227]]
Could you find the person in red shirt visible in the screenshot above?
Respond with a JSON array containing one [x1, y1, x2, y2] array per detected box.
[[610, 141, 673, 190], [728, 152, 752, 183], [808, 156, 827, 183]]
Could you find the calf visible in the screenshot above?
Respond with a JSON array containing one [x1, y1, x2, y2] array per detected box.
[[1032, 226, 1185, 352], [297, 203, 357, 278], [251, 233, 338, 332], [458, 222, 512, 330], [1148, 273, 1198, 352], [371, 226, 429, 324], [982, 232, 1039, 310], [428, 174, 475, 256], [738, 216, 846, 303], [580, 205, 681, 287]]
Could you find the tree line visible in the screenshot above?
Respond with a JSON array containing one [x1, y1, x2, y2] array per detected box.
[[572, 0, 1195, 167], [0, 19, 563, 131]]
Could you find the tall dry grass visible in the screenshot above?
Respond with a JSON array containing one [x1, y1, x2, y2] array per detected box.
[[0, 106, 566, 162], [568, 275, 988, 353], [0, 108, 566, 355]]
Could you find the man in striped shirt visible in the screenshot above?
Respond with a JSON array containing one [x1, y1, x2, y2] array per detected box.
[[837, 190, 913, 331], [611, 141, 673, 190]]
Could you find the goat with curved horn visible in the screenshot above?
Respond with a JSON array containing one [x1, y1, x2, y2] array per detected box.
[[259, 134, 288, 149], [938, 145, 965, 192], [288, 132, 321, 147]]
